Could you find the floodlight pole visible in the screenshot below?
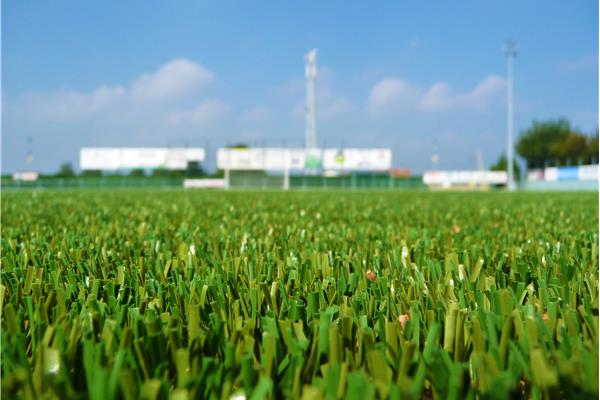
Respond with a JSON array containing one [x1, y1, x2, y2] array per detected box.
[[504, 40, 517, 191], [305, 49, 318, 150]]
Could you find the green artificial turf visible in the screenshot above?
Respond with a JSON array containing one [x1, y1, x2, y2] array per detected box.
[[1, 190, 598, 399]]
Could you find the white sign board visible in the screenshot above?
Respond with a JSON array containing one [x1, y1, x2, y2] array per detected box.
[[183, 179, 226, 189], [217, 148, 392, 171], [544, 167, 558, 182], [217, 148, 308, 170], [423, 171, 508, 187], [80, 148, 205, 170], [578, 164, 599, 181], [527, 169, 544, 182], [13, 171, 40, 181], [323, 149, 392, 171]]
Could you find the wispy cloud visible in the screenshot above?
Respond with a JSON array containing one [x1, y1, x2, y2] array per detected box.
[[15, 58, 218, 122], [367, 78, 419, 114], [560, 55, 598, 72], [243, 105, 272, 122], [12, 58, 229, 130], [131, 59, 213, 103], [16, 85, 127, 121], [320, 97, 355, 118], [418, 75, 505, 111], [367, 75, 506, 114], [167, 99, 229, 125]]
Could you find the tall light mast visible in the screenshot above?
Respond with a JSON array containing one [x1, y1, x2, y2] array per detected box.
[[503, 40, 517, 191], [305, 49, 318, 150]]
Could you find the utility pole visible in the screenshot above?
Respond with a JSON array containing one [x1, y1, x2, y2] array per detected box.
[[503, 40, 517, 191]]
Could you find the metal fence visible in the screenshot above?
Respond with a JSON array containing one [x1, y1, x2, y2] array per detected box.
[[2, 174, 425, 190], [229, 172, 425, 190], [1, 177, 184, 190]]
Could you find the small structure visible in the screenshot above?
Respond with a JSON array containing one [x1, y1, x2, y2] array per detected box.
[[183, 179, 226, 189], [80, 147, 205, 172], [13, 171, 40, 181], [217, 147, 392, 189], [524, 164, 598, 191], [423, 170, 507, 189]]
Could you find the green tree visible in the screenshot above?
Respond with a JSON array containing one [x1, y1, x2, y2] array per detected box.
[[490, 153, 521, 181], [186, 161, 205, 177], [130, 169, 145, 177], [549, 132, 588, 165], [228, 143, 249, 149], [153, 168, 184, 177], [516, 119, 571, 168], [584, 131, 599, 163], [56, 162, 75, 177], [517, 119, 599, 167], [81, 170, 102, 177]]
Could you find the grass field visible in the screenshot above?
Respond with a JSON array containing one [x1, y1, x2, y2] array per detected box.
[[1, 190, 598, 399]]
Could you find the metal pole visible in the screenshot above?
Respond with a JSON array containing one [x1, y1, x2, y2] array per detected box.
[[305, 49, 318, 150], [504, 40, 517, 191]]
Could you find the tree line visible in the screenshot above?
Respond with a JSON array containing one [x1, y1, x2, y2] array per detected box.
[[53, 161, 213, 178], [516, 119, 598, 168], [492, 118, 598, 178]]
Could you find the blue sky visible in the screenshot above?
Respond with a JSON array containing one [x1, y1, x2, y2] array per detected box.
[[3, 1, 598, 173]]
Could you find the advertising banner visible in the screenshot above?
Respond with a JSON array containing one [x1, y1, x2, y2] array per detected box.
[[423, 171, 507, 187], [217, 148, 307, 170], [322, 149, 392, 171], [217, 148, 392, 171], [578, 164, 599, 181], [557, 166, 579, 181], [80, 148, 205, 170]]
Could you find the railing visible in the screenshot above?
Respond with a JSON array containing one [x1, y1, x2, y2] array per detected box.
[[2, 174, 425, 190], [1, 176, 184, 189]]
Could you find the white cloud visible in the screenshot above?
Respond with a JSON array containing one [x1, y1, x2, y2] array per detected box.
[[131, 58, 213, 103], [418, 82, 452, 111], [243, 105, 272, 122], [18, 85, 126, 120], [168, 99, 229, 125], [367, 75, 505, 114], [418, 75, 505, 111], [320, 97, 355, 118], [18, 58, 215, 121], [6, 58, 229, 159], [367, 78, 419, 114], [465, 75, 506, 106]]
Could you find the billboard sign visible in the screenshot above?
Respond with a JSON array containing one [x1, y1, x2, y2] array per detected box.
[[304, 149, 323, 170], [578, 164, 599, 181], [80, 148, 205, 170], [217, 148, 307, 170], [423, 171, 508, 187], [217, 148, 391, 171], [322, 149, 392, 171]]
